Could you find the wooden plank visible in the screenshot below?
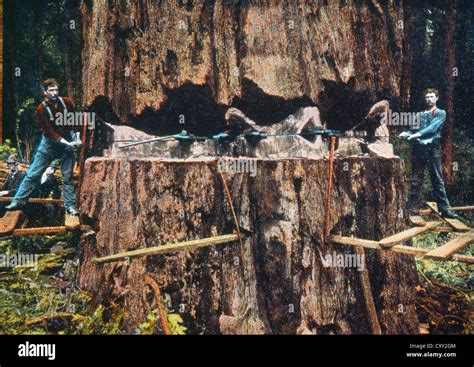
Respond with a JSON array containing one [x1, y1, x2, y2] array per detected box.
[[432, 226, 455, 233], [94, 233, 240, 263], [12, 226, 67, 235], [331, 235, 474, 264], [417, 205, 474, 214], [425, 202, 470, 232], [378, 221, 442, 248], [443, 218, 470, 232], [0, 210, 22, 235], [0, 197, 64, 205], [330, 236, 380, 248], [9, 225, 91, 236], [424, 232, 474, 259], [409, 215, 426, 227]]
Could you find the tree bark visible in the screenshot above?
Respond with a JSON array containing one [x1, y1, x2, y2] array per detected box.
[[81, 0, 404, 134], [441, 1, 456, 185], [2, 0, 18, 146], [63, 0, 74, 99], [78, 157, 419, 334], [400, 0, 415, 112]]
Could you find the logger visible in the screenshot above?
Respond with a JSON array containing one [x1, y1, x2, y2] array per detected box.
[[0, 79, 81, 234]]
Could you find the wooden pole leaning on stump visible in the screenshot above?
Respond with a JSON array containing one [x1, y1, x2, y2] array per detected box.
[[324, 135, 337, 240], [321, 136, 382, 334], [94, 234, 240, 264]]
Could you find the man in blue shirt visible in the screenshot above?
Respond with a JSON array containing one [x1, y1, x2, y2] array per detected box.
[[399, 88, 458, 218]]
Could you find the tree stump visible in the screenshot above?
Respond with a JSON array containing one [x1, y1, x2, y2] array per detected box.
[[77, 157, 420, 334]]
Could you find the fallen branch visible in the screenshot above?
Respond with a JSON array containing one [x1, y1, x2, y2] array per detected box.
[[144, 274, 171, 335], [25, 312, 86, 327]]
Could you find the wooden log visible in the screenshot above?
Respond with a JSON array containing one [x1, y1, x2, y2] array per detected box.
[[426, 202, 470, 232], [378, 221, 442, 248], [331, 235, 474, 264], [424, 232, 474, 259], [94, 234, 240, 264]]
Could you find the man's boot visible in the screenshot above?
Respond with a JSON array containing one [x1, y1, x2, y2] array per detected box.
[[5, 202, 24, 211]]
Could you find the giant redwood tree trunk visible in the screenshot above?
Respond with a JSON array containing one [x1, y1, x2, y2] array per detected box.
[[80, 0, 403, 133], [77, 1, 421, 334]]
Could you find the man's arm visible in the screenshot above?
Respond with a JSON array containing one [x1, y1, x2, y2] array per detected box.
[[409, 110, 446, 141], [62, 97, 82, 143]]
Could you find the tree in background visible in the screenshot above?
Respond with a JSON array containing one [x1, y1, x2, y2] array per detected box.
[[2, 0, 82, 163]]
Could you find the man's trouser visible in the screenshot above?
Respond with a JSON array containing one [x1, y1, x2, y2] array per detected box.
[[11, 134, 76, 210], [407, 140, 451, 211]]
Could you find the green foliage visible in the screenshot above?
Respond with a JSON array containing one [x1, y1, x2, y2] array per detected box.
[[136, 310, 160, 335], [413, 231, 473, 301], [0, 139, 18, 160], [136, 310, 187, 335], [167, 313, 187, 335], [1, 230, 187, 335], [0, 232, 127, 335]]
